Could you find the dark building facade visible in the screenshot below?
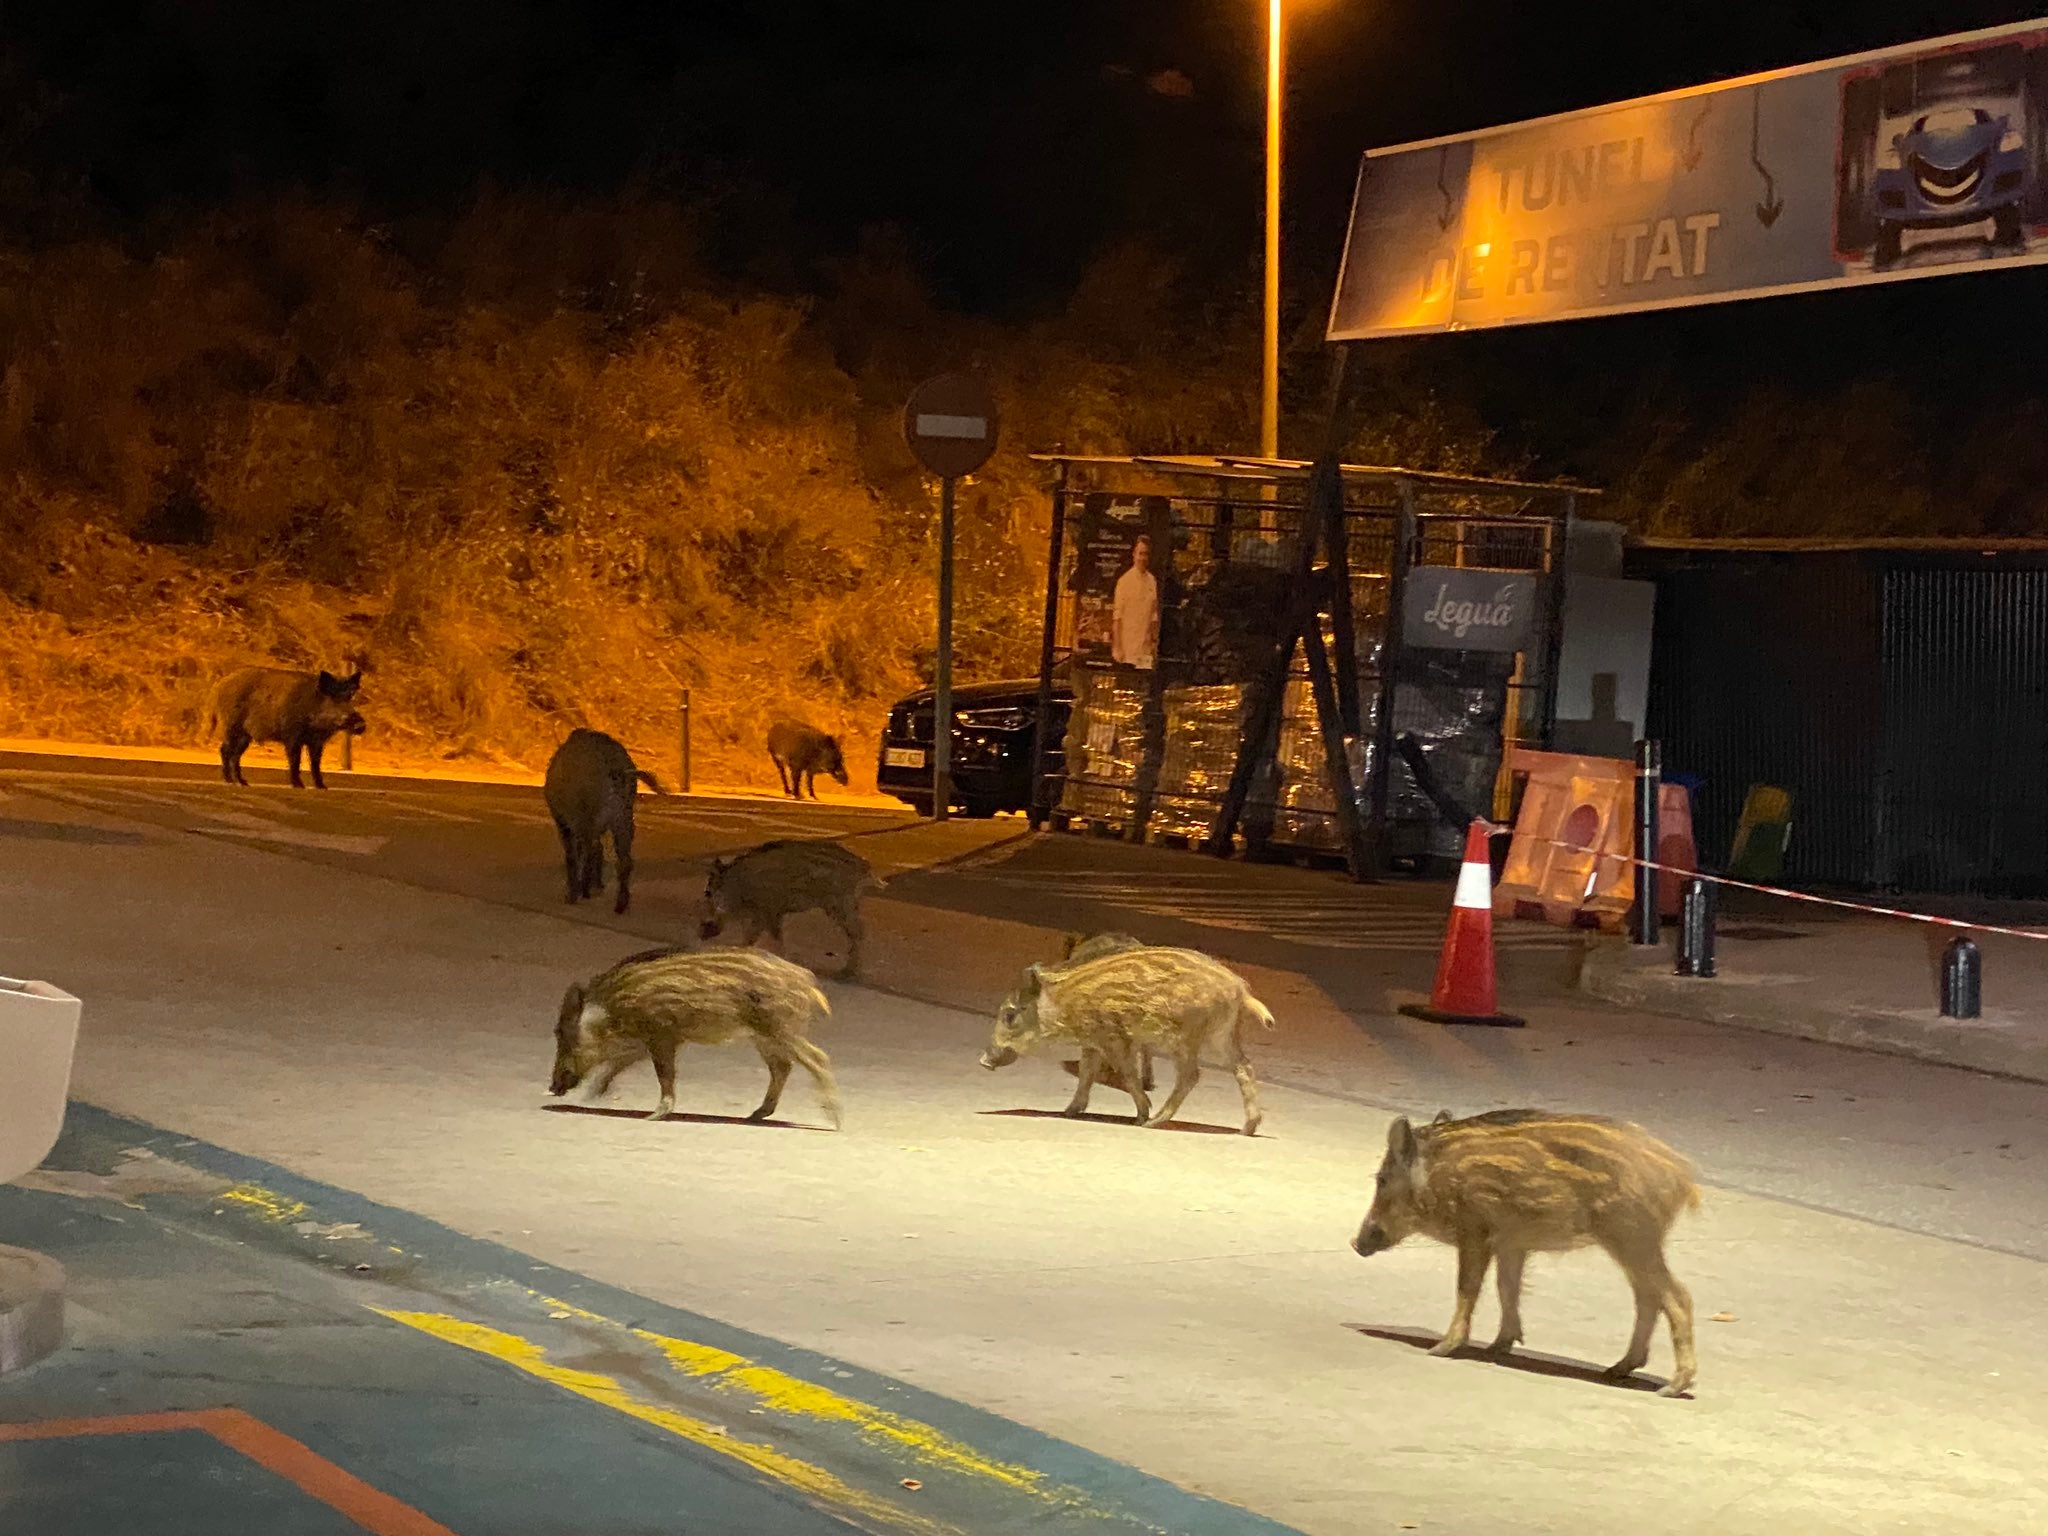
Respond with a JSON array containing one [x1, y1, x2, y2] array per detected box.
[[1631, 540, 2048, 898]]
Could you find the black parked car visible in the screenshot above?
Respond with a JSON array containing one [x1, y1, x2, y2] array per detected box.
[[876, 678, 1070, 818]]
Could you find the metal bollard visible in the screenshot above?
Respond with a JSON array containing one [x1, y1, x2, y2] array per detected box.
[[1631, 738, 1661, 945], [1675, 876, 1717, 977], [1940, 935, 1981, 1019]]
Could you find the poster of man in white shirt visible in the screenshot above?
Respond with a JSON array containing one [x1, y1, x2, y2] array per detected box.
[[1110, 534, 1161, 669]]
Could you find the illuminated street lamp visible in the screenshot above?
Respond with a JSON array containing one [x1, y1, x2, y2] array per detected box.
[[1262, 0, 1283, 460]]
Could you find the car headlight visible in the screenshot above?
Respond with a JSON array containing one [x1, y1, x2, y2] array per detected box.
[[955, 706, 1030, 731]]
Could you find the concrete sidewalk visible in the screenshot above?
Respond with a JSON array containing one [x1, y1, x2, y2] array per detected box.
[[1579, 912, 2048, 1083]]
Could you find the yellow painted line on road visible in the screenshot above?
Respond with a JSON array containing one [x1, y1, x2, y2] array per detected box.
[[372, 1309, 959, 1536], [220, 1184, 309, 1222], [527, 1293, 1047, 1496]]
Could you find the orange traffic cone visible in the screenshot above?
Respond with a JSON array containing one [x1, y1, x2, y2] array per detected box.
[[1399, 821, 1526, 1028]]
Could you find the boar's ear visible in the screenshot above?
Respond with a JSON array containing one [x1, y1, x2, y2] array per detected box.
[[557, 983, 585, 1029], [317, 670, 342, 696], [1021, 962, 1046, 996], [1386, 1116, 1419, 1166], [1059, 932, 1083, 959], [1431, 1109, 1453, 1126]]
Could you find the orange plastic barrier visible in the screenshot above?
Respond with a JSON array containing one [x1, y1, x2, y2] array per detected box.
[[1496, 754, 1699, 931], [1494, 766, 1634, 931]]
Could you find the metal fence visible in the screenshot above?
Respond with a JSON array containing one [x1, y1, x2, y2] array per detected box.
[[1029, 456, 1576, 866], [1639, 544, 2048, 899]]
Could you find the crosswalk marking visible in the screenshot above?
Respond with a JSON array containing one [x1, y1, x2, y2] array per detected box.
[[960, 868, 1577, 953]]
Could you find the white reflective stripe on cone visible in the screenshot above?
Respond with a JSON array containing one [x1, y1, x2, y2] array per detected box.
[[1453, 855, 1492, 911]]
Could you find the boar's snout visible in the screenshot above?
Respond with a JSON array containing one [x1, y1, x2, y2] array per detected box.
[[1352, 1222, 1392, 1258], [549, 1062, 580, 1096], [980, 1046, 1019, 1070]]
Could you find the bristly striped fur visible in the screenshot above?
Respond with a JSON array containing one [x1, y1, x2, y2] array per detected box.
[[1354, 1108, 1702, 1397], [550, 947, 839, 1128]]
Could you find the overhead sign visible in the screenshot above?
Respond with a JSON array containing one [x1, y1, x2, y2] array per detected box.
[[903, 373, 999, 479], [1328, 20, 2048, 340], [1403, 568, 1538, 653]]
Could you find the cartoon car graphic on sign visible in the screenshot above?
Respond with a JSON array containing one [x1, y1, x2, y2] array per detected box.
[[1872, 105, 2028, 268]]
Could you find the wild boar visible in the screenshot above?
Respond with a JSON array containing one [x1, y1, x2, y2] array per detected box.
[[1351, 1109, 1701, 1397], [767, 720, 849, 800], [208, 666, 367, 789], [981, 947, 1272, 1134], [699, 839, 884, 979], [549, 947, 840, 1127], [543, 729, 665, 915], [1053, 931, 1154, 1094]]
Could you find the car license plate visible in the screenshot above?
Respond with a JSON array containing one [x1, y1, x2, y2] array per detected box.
[[884, 747, 926, 769]]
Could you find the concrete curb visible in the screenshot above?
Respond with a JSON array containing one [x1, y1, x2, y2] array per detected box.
[[0, 1243, 64, 1375], [1579, 938, 2048, 1083]]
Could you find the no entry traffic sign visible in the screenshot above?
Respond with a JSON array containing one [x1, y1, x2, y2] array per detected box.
[[903, 373, 999, 480]]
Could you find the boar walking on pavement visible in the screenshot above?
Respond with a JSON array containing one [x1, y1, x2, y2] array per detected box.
[[1053, 932, 1155, 1094], [543, 729, 666, 915], [766, 720, 849, 800], [699, 839, 883, 979], [1352, 1109, 1701, 1397], [207, 666, 367, 789], [981, 946, 1272, 1135], [549, 947, 840, 1127]]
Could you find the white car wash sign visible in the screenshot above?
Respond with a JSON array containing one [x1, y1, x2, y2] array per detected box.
[[1328, 19, 2048, 339], [1404, 568, 1537, 653]]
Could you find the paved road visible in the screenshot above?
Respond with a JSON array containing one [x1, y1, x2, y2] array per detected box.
[[3, 759, 2046, 1534], [4, 1105, 1282, 1536]]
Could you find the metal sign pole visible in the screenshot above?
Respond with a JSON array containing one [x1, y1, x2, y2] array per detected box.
[[933, 474, 956, 823]]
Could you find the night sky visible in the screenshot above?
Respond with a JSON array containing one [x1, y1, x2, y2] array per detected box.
[[6, 1, 2048, 477]]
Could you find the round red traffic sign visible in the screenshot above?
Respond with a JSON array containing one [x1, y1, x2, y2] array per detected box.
[[903, 373, 999, 479]]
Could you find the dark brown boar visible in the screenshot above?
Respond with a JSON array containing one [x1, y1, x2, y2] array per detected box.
[[543, 729, 665, 915], [699, 839, 883, 978], [1352, 1109, 1701, 1396], [208, 666, 366, 789], [766, 720, 849, 800]]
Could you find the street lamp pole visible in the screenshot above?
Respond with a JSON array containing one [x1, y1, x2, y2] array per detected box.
[[1262, 0, 1283, 460]]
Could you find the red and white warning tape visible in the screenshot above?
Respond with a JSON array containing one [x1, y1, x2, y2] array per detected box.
[[1483, 821, 2048, 943]]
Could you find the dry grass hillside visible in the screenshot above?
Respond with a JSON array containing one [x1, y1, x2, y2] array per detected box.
[[0, 199, 1269, 789]]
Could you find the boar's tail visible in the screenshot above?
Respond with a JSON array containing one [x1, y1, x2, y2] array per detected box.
[[861, 873, 889, 894], [1242, 996, 1277, 1032], [806, 985, 831, 1015], [635, 770, 667, 795]]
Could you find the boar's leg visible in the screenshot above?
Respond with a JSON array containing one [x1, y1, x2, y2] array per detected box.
[[586, 1053, 635, 1100], [1099, 1036, 1149, 1121], [648, 1039, 679, 1121], [580, 840, 606, 901], [1143, 1049, 1202, 1129], [1429, 1233, 1493, 1356], [285, 737, 307, 789], [834, 901, 862, 979], [219, 731, 249, 785], [1490, 1249, 1527, 1353], [785, 1036, 841, 1129], [1602, 1238, 1696, 1395], [612, 817, 635, 915], [307, 735, 329, 789], [1658, 1267, 1698, 1398], [771, 755, 791, 797], [1225, 1021, 1264, 1137], [1062, 1049, 1103, 1116], [552, 817, 580, 903], [748, 1038, 793, 1121]]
